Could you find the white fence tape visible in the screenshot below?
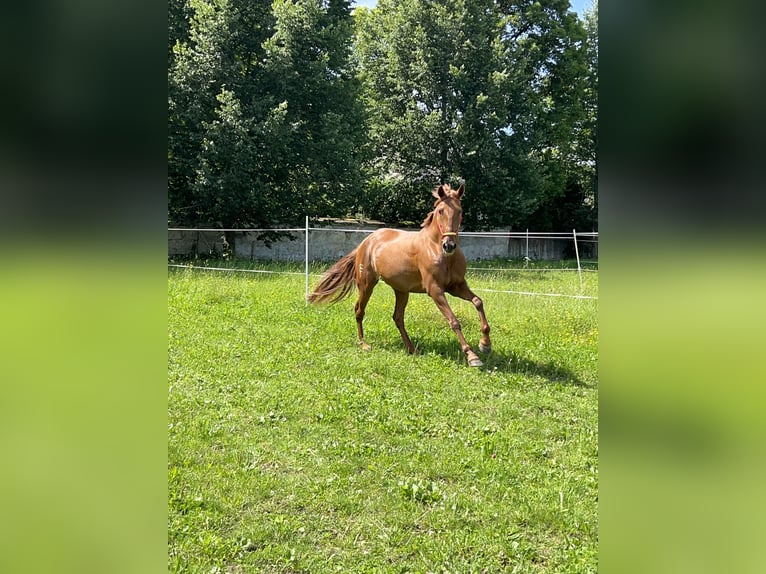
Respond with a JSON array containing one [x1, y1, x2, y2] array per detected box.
[[168, 226, 598, 301]]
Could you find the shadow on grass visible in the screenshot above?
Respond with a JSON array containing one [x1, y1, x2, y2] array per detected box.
[[380, 336, 592, 388], [484, 349, 592, 387]]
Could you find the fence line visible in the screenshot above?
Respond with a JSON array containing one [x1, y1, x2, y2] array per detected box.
[[167, 264, 598, 301], [473, 288, 598, 301], [467, 267, 598, 272], [308, 227, 375, 234], [167, 263, 308, 276], [167, 263, 597, 277], [305, 229, 600, 238], [168, 227, 306, 233], [169, 226, 598, 240], [460, 231, 596, 238], [169, 225, 598, 301]]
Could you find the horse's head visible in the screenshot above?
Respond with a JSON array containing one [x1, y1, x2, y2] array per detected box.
[[431, 182, 464, 256]]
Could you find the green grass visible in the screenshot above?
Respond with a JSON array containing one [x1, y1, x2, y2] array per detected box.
[[168, 260, 598, 573]]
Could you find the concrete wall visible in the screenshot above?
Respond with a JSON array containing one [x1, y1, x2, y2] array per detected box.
[[168, 224, 597, 262]]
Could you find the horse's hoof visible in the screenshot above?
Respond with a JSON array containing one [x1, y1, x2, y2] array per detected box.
[[359, 342, 372, 351], [479, 343, 492, 354], [468, 357, 484, 367]]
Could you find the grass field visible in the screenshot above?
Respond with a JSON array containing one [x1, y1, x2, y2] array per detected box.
[[168, 260, 598, 573]]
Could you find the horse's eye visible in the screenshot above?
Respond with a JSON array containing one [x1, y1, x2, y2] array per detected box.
[[438, 208, 443, 215]]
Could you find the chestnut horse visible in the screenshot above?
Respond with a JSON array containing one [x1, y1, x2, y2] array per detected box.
[[308, 183, 491, 367]]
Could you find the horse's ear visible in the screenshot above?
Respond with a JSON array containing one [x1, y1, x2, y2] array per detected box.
[[432, 185, 446, 200], [456, 182, 465, 198]]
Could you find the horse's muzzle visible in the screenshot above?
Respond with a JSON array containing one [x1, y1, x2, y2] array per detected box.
[[442, 237, 457, 255]]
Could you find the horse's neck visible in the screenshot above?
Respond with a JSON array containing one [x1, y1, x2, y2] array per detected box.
[[420, 218, 441, 242]]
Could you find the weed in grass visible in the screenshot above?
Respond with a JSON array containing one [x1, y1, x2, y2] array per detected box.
[[398, 479, 445, 504]]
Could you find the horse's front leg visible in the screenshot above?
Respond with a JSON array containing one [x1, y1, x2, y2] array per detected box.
[[428, 288, 484, 367], [449, 282, 491, 354]]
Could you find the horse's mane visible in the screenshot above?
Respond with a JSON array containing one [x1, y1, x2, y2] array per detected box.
[[421, 184, 457, 228]]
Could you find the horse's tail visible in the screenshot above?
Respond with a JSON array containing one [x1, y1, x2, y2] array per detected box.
[[307, 248, 359, 305]]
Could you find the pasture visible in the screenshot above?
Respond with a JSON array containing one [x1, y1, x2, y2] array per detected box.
[[168, 260, 598, 573]]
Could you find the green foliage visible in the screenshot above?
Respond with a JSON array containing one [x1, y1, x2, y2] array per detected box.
[[169, 0, 366, 228], [354, 0, 597, 230], [168, 262, 598, 572], [168, 0, 598, 230]]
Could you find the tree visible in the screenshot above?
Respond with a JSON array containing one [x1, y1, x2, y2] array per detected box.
[[168, 0, 366, 228], [521, 0, 597, 230], [168, 0, 277, 227], [355, 0, 594, 230], [355, 0, 504, 224], [262, 0, 367, 220], [168, 0, 597, 233], [168, 0, 193, 66], [579, 0, 598, 228]]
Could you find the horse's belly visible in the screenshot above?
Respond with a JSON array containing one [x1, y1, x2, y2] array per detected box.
[[381, 272, 426, 293], [369, 232, 425, 292], [377, 256, 424, 291]]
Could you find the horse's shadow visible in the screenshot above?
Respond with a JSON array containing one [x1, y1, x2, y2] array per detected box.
[[395, 338, 592, 388], [485, 349, 591, 387]]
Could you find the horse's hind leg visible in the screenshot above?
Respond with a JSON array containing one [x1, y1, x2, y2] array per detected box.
[[354, 271, 378, 351], [392, 290, 416, 354]]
